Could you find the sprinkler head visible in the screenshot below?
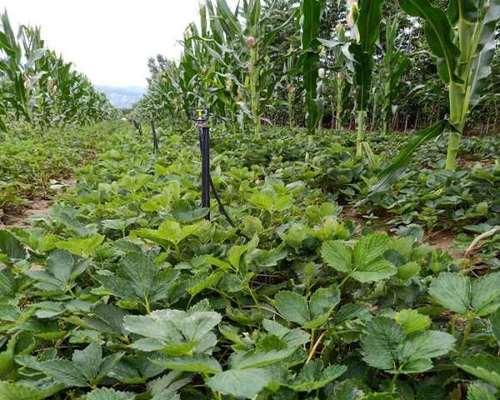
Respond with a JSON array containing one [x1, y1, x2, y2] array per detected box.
[[194, 108, 209, 128]]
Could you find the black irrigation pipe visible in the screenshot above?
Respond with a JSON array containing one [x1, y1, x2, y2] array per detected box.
[[196, 112, 211, 220], [209, 174, 236, 228], [150, 120, 159, 154], [131, 119, 143, 136], [195, 110, 238, 230]]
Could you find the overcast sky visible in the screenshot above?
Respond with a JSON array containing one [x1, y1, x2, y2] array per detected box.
[[1, 0, 234, 88]]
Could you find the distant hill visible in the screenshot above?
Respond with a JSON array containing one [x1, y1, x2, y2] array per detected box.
[[97, 86, 146, 109]]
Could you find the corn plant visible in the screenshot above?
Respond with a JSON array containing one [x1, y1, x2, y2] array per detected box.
[[399, 0, 500, 170], [320, 23, 353, 131], [373, 0, 499, 192], [347, 0, 384, 160], [137, 0, 297, 134], [380, 15, 410, 133], [0, 10, 114, 132], [0, 11, 32, 125], [301, 0, 323, 134]]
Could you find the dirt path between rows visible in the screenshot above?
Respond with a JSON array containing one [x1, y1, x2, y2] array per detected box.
[[341, 205, 464, 258], [0, 177, 76, 229], [0, 199, 52, 229]]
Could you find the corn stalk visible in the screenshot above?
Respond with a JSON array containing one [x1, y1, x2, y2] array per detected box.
[[373, 0, 499, 192], [320, 23, 352, 131], [0, 11, 114, 131], [399, 0, 500, 170], [348, 0, 385, 159], [246, 0, 262, 136], [380, 15, 410, 133], [301, 0, 323, 134]]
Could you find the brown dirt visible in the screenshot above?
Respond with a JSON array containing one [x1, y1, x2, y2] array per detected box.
[[0, 198, 52, 229], [342, 206, 465, 258], [342, 206, 365, 226], [0, 177, 76, 229], [425, 230, 463, 258], [458, 157, 495, 168], [341, 205, 394, 233]]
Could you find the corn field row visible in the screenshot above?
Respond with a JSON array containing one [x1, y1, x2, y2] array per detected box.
[[0, 11, 115, 133], [134, 0, 499, 173]]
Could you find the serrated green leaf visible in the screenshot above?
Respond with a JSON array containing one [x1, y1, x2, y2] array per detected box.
[[274, 291, 310, 325], [466, 381, 497, 400], [147, 371, 189, 400], [456, 354, 500, 388], [396, 261, 421, 281], [428, 272, 471, 314], [154, 355, 222, 374], [133, 219, 207, 247], [26, 250, 88, 292], [490, 308, 500, 342], [0, 380, 64, 400], [361, 317, 455, 374], [82, 303, 128, 336], [84, 387, 135, 400], [394, 309, 431, 334], [286, 360, 346, 392], [97, 251, 180, 307], [429, 272, 500, 316], [32, 359, 89, 387], [21, 343, 123, 388], [124, 309, 221, 356], [207, 368, 271, 399], [109, 354, 165, 385], [361, 317, 405, 371], [309, 286, 340, 318], [399, 330, 455, 373], [321, 240, 352, 273], [322, 234, 396, 283], [55, 234, 104, 257], [0, 230, 26, 260], [471, 272, 500, 316], [229, 341, 298, 370]]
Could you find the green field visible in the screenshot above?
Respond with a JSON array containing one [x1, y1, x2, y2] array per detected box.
[[1, 0, 499, 399]]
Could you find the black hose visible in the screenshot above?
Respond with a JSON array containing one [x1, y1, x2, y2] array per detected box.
[[209, 174, 236, 228]]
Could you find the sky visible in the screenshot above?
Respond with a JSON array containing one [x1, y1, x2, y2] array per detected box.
[[0, 0, 230, 88]]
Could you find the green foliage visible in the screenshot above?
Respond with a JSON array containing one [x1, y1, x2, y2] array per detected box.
[[429, 272, 500, 316], [123, 309, 221, 356], [0, 122, 497, 399], [456, 354, 500, 388], [466, 382, 497, 400], [301, 0, 323, 133], [397, 0, 500, 171], [361, 316, 455, 374], [97, 252, 180, 310], [19, 343, 123, 388], [0, 11, 115, 131], [274, 286, 340, 328], [0, 380, 64, 400], [321, 233, 396, 283], [84, 388, 135, 400], [25, 250, 88, 293], [349, 0, 385, 111], [207, 368, 272, 399]]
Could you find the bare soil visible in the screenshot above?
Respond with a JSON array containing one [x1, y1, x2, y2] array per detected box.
[[0, 198, 52, 229], [425, 230, 463, 258], [0, 177, 76, 229]]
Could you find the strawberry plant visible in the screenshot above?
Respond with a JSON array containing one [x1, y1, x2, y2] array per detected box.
[[0, 122, 497, 399]]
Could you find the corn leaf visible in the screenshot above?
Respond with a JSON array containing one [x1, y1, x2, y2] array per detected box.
[[371, 120, 449, 194], [399, 0, 461, 83]]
